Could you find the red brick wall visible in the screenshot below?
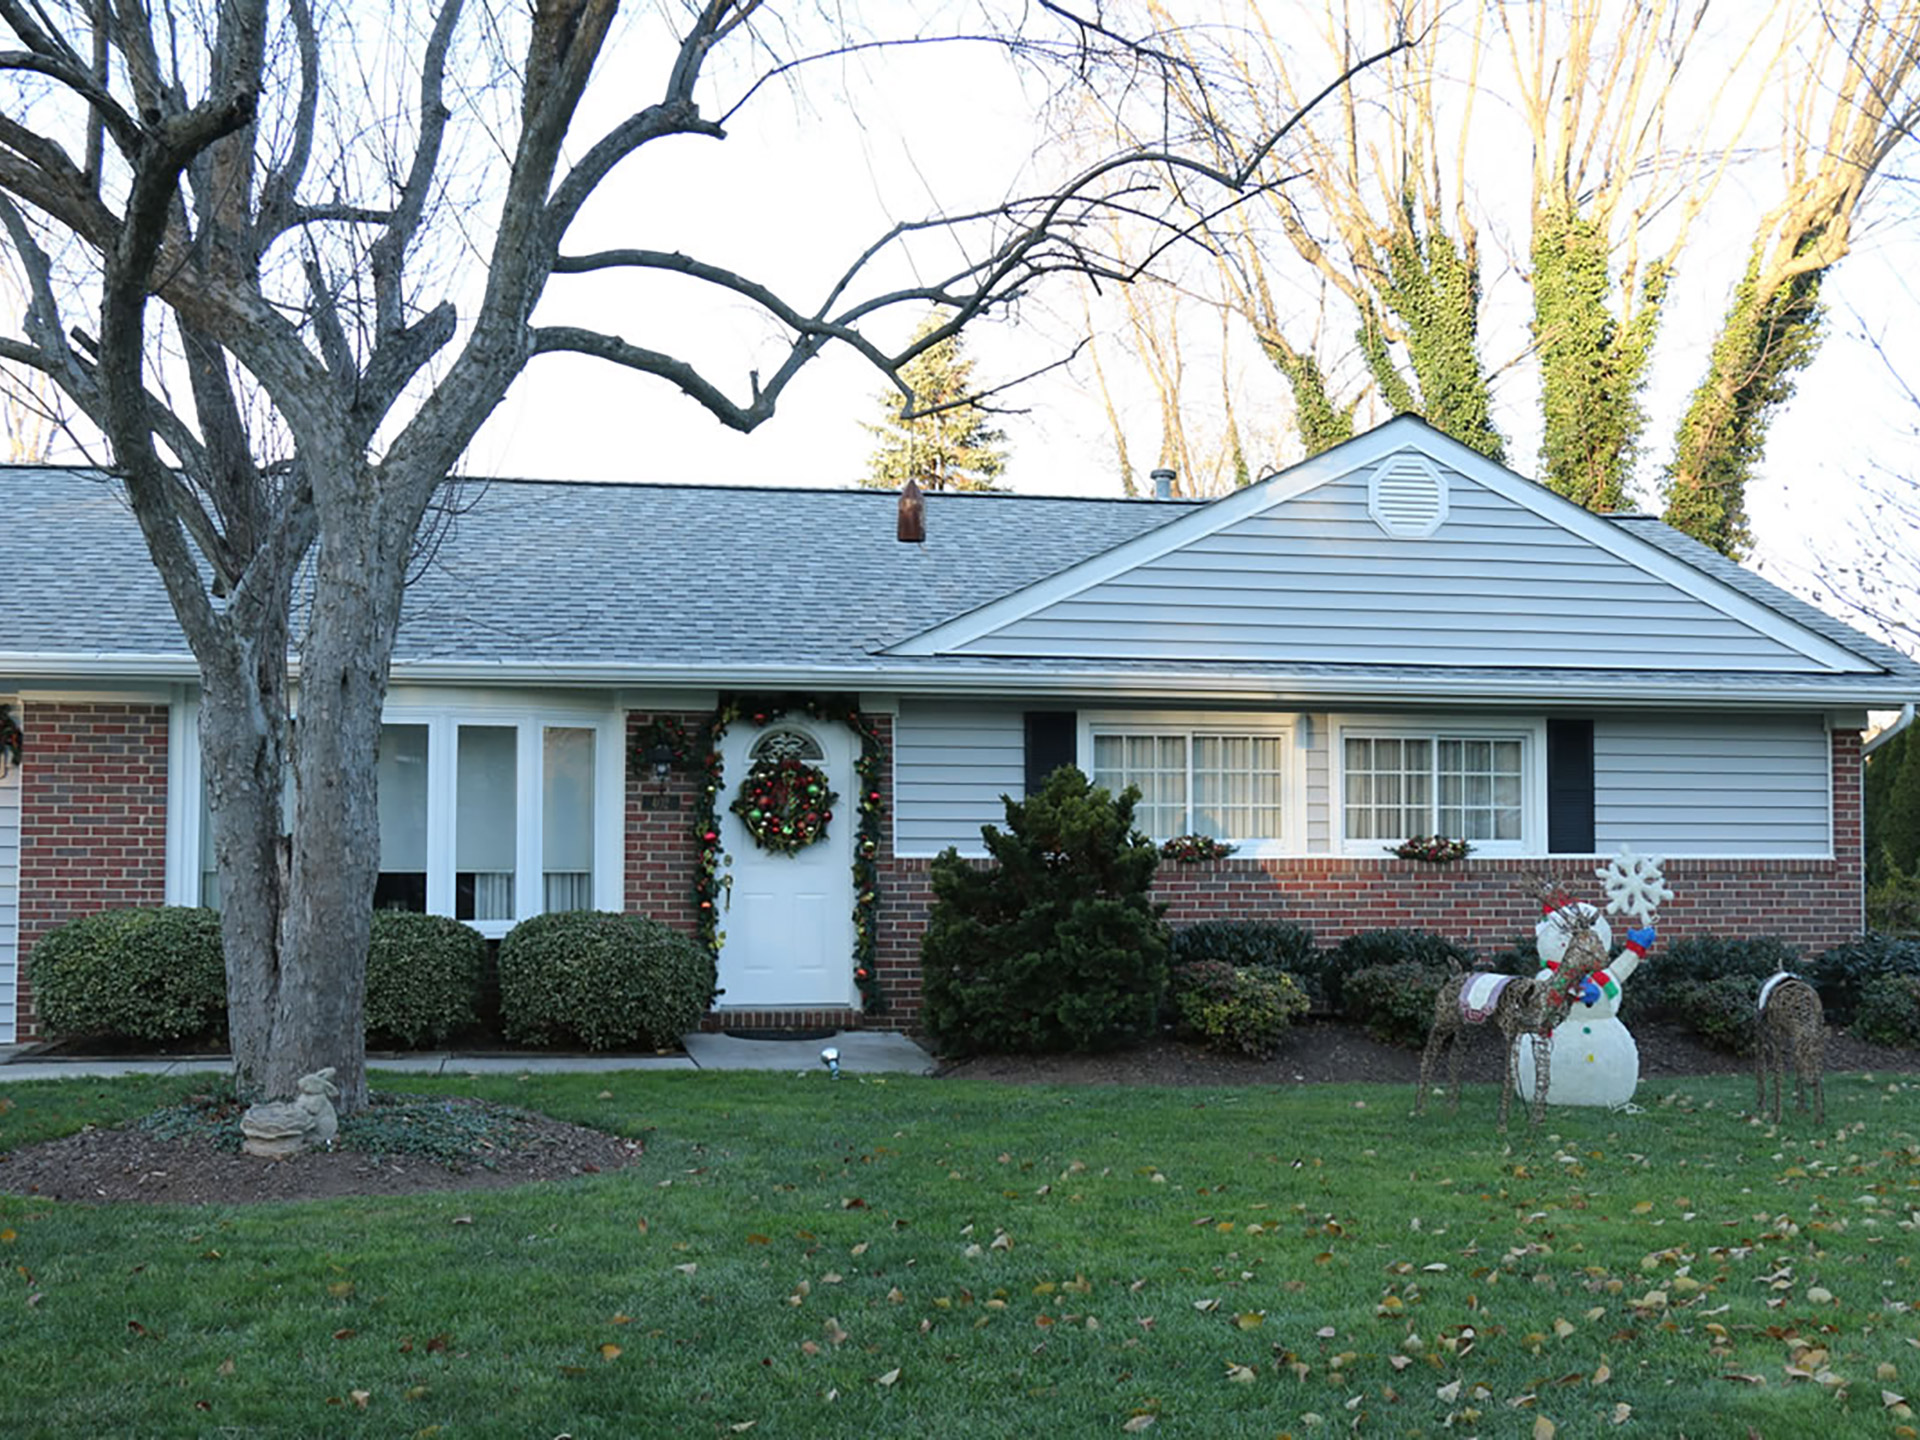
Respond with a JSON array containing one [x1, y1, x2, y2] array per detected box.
[[872, 729, 1869, 1031], [623, 711, 707, 937], [14, 701, 171, 1040]]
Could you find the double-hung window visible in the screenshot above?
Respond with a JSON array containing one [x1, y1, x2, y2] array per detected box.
[[1339, 723, 1534, 852], [1087, 719, 1292, 848]]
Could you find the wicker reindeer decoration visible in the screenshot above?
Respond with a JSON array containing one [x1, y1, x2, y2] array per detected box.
[[1754, 972, 1825, 1125], [1416, 882, 1610, 1131]]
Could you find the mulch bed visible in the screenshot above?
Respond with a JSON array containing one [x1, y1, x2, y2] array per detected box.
[[0, 1096, 642, 1206], [5, 1019, 1916, 1207], [937, 1016, 1920, 1087]]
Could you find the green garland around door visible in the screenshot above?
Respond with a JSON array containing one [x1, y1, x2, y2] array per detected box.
[[686, 694, 886, 1014]]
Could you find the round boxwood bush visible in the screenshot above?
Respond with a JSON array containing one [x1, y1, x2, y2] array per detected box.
[[29, 907, 226, 1043], [1323, 930, 1475, 1018], [1168, 921, 1315, 973], [1633, 936, 1799, 1022], [497, 911, 716, 1050], [1169, 960, 1310, 1059], [1852, 973, 1920, 1049], [1657, 975, 1764, 1055], [1807, 934, 1920, 1026], [365, 911, 486, 1048], [1341, 959, 1453, 1048]]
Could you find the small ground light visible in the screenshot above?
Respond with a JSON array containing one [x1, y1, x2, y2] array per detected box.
[[820, 1046, 840, 1079]]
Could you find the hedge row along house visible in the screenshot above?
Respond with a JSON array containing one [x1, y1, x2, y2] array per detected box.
[[3, 417, 1917, 1043]]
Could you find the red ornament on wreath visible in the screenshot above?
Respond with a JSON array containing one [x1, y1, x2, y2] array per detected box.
[[730, 756, 839, 855]]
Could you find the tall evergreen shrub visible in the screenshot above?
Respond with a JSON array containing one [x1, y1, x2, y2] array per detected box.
[[920, 768, 1169, 1054]]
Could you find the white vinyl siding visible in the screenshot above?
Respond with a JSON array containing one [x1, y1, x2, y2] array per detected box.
[[893, 700, 1025, 857], [950, 463, 1829, 671], [1593, 714, 1830, 856], [0, 702, 19, 1043]]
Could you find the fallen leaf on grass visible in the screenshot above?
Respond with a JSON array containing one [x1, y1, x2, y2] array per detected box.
[[600, 1344, 622, 1362], [1532, 1417, 1556, 1439], [636, 1217, 649, 1235], [350, 1390, 370, 1409], [1121, 1416, 1156, 1432], [876, 1368, 901, 1387], [1592, 1362, 1612, 1384], [1225, 1364, 1258, 1383], [674, 1263, 698, 1276], [729, 1423, 756, 1433]]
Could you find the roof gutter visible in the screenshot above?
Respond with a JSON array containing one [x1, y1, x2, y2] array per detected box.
[[1864, 702, 1917, 756]]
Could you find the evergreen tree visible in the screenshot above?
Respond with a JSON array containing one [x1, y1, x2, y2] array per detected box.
[[862, 310, 1010, 490], [1867, 726, 1920, 882]]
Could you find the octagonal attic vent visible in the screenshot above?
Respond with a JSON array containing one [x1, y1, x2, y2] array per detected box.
[[1368, 453, 1447, 538]]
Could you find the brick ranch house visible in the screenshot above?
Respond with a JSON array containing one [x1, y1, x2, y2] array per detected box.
[[3, 417, 1917, 1042]]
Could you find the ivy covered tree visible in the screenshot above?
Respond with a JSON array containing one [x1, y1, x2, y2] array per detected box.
[[920, 767, 1169, 1055], [862, 308, 1009, 491], [1867, 726, 1920, 883]]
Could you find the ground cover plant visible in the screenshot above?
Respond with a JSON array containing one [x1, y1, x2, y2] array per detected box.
[[2, 1070, 1919, 1438]]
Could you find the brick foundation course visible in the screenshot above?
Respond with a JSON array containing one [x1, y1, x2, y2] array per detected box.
[[872, 730, 1867, 1033], [14, 701, 171, 1040]]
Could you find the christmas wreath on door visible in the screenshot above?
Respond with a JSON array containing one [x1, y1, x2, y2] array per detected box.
[[730, 754, 838, 854]]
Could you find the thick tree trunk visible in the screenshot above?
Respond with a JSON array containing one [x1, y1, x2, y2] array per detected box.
[[256, 513, 412, 1113], [199, 641, 292, 1097]]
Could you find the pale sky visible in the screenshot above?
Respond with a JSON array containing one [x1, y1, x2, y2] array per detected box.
[[452, 6, 1920, 659]]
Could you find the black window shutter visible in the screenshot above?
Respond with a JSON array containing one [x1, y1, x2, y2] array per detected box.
[[1546, 718, 1595, 854], [1024, 711, 1078, 795]]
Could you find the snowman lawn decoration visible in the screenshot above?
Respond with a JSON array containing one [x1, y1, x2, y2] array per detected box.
[[1516, 848, 1674, 1109]]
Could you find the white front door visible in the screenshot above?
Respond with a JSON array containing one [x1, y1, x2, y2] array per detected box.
[[716, 720, 857, 1009]]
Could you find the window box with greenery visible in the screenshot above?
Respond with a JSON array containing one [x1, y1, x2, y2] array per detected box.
[[1334, 717, 1541, 857], [1084, 714, 1299, 856]]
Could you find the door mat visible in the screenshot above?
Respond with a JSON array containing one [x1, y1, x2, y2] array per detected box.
[[722, 1028, 838, 1042]]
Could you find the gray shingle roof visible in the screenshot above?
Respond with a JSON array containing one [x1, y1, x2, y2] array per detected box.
[[5, 464, 1915, 704]]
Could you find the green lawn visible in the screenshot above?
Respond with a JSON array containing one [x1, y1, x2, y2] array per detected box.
[[2, 1068, 1917, 1439]]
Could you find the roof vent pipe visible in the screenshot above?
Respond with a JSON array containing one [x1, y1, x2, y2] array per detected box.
[[1150, 467, 1175, 500], [897, 476, 925, 543]]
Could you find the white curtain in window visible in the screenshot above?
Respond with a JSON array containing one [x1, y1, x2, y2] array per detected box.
[[542, 727, 594, 911], [458, 725, 517, 920], [378, 724, 430, 871]]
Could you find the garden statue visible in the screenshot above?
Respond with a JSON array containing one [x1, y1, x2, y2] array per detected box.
[[240, 1068, 340, 1158], [1515, 848, 1673, 1109], [1755, 973, 1826, 1125]]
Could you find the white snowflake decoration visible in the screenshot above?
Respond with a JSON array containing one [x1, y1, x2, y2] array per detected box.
[[1595, 846, 1673, 924]]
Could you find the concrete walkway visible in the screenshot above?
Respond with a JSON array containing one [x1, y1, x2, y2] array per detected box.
[[0, 1029, 937, 1084]]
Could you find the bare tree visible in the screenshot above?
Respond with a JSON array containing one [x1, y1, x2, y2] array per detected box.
[[0, 0, 1398, 1108], [1663, 0, 1920, 557]]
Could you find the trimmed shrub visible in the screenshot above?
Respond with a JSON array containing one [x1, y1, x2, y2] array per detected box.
[[497, 911, 716, 1051], [29, 907, 226, 1043], [365, 911, 486, 1048], [1167, 921, 1315, 974], [920, 767, 1169, 1055], [1341, 960, 1452, 1049], [1633, 936, 1799, 1020], [1808, 934, 1920, 1026], [1868, 866, 1920, 937], [1485, 933, 1544, 976], [1852, 974, 1920, 1049], [1169, 961, 1310, 1059], [1322, 930, 1474, 1017], [1657, 976, 1762, 1055]]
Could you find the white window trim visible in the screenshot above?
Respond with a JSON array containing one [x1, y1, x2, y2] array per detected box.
[[1078, 709, 1305, 858], [1330, 713, 1546, 858], [173, 690, 625, 939]]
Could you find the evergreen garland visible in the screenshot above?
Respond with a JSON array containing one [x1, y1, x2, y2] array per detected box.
[[0, 704, 20, 772], [685, 694, 885, 1013]]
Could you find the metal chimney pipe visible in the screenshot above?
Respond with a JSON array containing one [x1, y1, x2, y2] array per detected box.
[[1150, 467, 1175, 500], [897, 477, 926, 543]]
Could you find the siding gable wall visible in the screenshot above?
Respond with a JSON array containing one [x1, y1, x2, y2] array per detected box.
[[949, 461, 1832, 670]]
